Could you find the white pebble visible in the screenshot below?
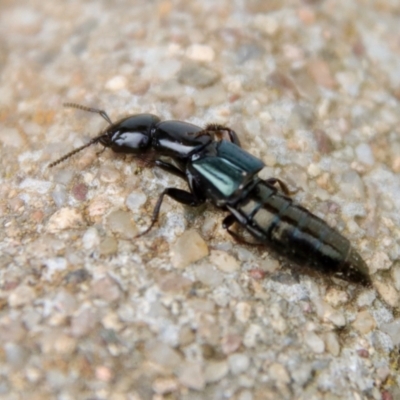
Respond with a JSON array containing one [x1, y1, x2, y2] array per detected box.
[[355, 143, 375, 166], [20, 178, 52, 194], [304, 331, 325, 353], [82, 227, 100, 250], [105, 75, 127, 91], [186, 44, 215, 62], [228, 353, 250, 375], [126, 190, 147, 212]]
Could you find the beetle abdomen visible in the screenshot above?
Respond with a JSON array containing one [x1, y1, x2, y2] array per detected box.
[[231, 181, 370, 285]]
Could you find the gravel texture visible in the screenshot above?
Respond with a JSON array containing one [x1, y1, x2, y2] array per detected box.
[[1, 0, 400, 399]]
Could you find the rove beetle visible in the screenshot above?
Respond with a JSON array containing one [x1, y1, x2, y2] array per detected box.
[[50, 103, 371, 286]]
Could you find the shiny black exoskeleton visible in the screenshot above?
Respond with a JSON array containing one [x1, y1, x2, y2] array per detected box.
[[50, 103, 371, 285]]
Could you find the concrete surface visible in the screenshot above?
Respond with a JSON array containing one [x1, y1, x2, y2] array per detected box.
[[1, 0, 400, 399]]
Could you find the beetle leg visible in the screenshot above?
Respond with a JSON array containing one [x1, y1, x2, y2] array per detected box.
[[96, 147, 107, 156], [155, 160, 186, 180], [136, 188, 205, 237], [194, 124, 241, 147], [222, 214, 262, 245], [264, 178, 297, 196]]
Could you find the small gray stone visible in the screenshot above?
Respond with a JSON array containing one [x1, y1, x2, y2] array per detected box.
[[4, 343, 29, 368], [381, 319, 400, 346], [178, 63, 220, 88]]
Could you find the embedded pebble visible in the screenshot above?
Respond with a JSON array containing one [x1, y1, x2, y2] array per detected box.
[[46, 207, 84, 232], [87, 197, 111, 222], [71, 183, 88, 201], [152, 377, 179, 395], [106, 209, 138, 238], [170, 229, 209, 269], [204, 360, 229, 383], [186, 44, 215, 62], [291, 363, 313, 387], [44, 257, 68, 280], [98, 165, 121, 183], [194, 84, 226, 107], [355, 143, 375, 166], [210, 250, 240, 273], [99, 236, 118, 256], [374, 281, 399, 308], [82, 227, 100, 250], [178, 362, 205, 390], [324, 332, 340, 356], [221, 334, 242, 355], [228, 353, 250, 375], [19, 178, 52, 194], [4, 343, 29, 368], [126, 190, 147, 212], [243, 324, 263, 348], [253, 14, 279, 36], [304, 332, 325, 353], [0, 318, 25, 342], [70, 307, 98, 337], [381, 319, 400, 346], [158, 272, 193, 293], [146, 341, 182, 369], [194, 263, 224, 287], [53, 335, 76, 355], [268, 363, 290, 384], [53, 169, 74, 185], [8, 285, 35, 308], [64, 269, 90, 285], [325, 288, 349, 307], [353, 311, 376, 334], [338, 170, 365, 200], [235, 302, 252, 323], [52, 186, 68, 207], [91, 276, 121, 302], [105, 75, 127, 91], [392, 265, 400, 291], [95, 366, 113, 382], [178, 63, 220, 88], [370, 252, 392, 272]]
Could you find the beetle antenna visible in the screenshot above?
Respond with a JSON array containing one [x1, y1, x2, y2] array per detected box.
[[63, 102, 113, 124], [48, 103, 113, 168], [48, 136, 104, 168]]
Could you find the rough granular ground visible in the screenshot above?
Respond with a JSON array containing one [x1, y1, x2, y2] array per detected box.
[[1, 1, 400, 399]]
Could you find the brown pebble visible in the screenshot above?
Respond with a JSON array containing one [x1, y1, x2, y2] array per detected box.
[[99, 236, 118, 256], [72, 183, 88, 201], [170, 229, 209, 269], [307, 59, 336, 89]]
